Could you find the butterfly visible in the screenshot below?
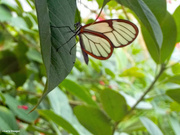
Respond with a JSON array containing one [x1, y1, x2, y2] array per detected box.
[[55, 19, 139, 65]]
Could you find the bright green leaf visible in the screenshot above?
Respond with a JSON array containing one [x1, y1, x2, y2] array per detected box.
[[100, 89, 127, 121], [173, 5, 180, 42], [140, 117, 163, 135], [120, 67, 144, 78], [74, 106, 112, 135], [171, 63, 180, 75], [105, 68, 115, 78], [166, 88, 180, 103], [39, 110, 79, 135]]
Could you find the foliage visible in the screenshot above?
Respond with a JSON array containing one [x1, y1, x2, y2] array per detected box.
[[0, 0, 180, 134]]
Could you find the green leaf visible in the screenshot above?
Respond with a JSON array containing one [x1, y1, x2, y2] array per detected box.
[[39, 110, 79, 135], [166, 88, 180, 103], [0, 106, 19, 130], [142, 12, 177, 63], [74, 105, 112, 135], [100, 89, 127, 121], [160, 12, 177, 63], [120, 67, 144, 78], [173, 5, 180, 42], [3, 94, 38, 123], [166, 75, 180, 85], [140, 117, 163, 135], [32, 0, 76, 111], [105, 68, 115, 78], [171, 63, 180, 75], [61, 79, 97, 106], [116, 0, 164, 48], [170, 102, 180, 112]]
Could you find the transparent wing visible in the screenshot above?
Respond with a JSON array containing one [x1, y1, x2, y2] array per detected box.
[[79, 32, 113, 60], [83, 19, 139, 48]]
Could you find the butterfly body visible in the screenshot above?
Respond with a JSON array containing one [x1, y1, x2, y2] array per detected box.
[[75, 19, 138, 64]]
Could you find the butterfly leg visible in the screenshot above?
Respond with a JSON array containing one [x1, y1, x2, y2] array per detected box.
[[56, 33, 77, 52], [50, 25, 76, 33]]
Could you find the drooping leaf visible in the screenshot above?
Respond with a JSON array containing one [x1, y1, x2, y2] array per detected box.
[[100, 89, 127, 121], [31, 0, 76, 111], [74, 105, 112, 135]]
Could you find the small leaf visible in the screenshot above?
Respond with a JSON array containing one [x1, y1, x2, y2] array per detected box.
[[120, 67, 144, 78], [166, 88, 180, 103], [61, 79, 97, 106], [140, 117, 163, 135], [100, 89, 127, 121], [39, 110, 79, 135], [105, 68, 115, 78], [74, 105, 112, 135]]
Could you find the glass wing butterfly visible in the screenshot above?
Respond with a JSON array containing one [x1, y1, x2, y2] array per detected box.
[[56, 19, 139, 64]]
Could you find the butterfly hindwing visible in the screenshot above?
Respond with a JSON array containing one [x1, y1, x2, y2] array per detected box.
[[79, 31, 114, 61]]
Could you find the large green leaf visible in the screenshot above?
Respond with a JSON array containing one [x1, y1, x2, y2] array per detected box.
[[140, 117, 163, 135], [74, 105, 112, 135], [32, 0, 76, 111], [117, 0, 177, 64], [117, 0, 164, 48], [39, 110, 79, 135], [100, 89, 127, 121], [166, 88, 180, 104]]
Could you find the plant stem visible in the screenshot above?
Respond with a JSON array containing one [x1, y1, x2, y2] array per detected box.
[[129, 64, 166, 113]]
